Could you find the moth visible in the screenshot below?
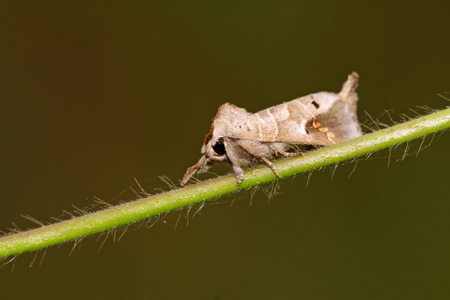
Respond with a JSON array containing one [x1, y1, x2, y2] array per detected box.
[[181, 72, 362, 186]]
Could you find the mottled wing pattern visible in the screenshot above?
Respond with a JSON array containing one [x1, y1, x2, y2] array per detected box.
[[212, 90, 361, 145]]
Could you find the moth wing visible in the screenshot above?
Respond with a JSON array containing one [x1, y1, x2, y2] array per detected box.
[[211, 73, 361, 146], [314, 97, 362, 142], [275, 92, 362, 144], [211, 103, 256, 139]]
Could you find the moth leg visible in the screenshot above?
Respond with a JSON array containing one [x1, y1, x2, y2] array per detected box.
[[232, 165, 245, 185], [222, 138, 249, 184], [269, 143, 303, 158], [236, 141, 282, 179], [180, 155, 208, 186], [259, 156, 282, 179], [281, 151, 303, 157]]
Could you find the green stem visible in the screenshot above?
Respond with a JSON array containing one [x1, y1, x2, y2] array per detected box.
[[1, 108, 449, 258]]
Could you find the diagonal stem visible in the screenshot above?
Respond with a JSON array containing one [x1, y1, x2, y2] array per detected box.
[[0, 107, 449, 258]]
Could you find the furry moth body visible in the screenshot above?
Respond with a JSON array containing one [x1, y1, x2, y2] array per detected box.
[[181, 72, 362, 186]]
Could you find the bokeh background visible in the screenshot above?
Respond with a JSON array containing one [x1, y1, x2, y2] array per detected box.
[[1, 1, 449, 299]]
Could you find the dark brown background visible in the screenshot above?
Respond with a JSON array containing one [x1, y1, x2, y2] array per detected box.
[[1, 1, 449, 299]]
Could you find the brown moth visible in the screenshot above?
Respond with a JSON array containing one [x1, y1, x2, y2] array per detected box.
[[181, 72, 362, 186]]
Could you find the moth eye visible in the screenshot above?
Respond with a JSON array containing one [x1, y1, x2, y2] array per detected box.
[[212, 138, 226, 155]]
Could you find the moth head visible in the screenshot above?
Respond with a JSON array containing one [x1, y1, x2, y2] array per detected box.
[[201, 125, 228, 161], [180, 126, 228, 186]]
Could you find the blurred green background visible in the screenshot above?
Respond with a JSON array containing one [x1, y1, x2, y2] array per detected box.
[[1, 1, 449, 299]]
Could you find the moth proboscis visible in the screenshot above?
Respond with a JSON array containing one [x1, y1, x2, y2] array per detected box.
[[181, 72, 362, 186]]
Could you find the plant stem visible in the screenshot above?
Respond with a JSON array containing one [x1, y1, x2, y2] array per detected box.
[[0, 107, 449, 258]]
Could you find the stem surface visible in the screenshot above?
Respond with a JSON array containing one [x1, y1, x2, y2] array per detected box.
[[0, 107, 449, 258]]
